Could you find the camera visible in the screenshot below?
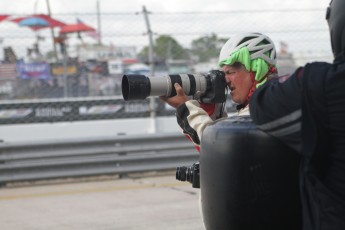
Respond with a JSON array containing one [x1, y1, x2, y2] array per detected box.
[[176, 162, 200, 188], [122, 70, 226, 104]]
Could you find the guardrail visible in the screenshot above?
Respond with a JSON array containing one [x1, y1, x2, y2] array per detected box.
[[0, 133, 199, 185]]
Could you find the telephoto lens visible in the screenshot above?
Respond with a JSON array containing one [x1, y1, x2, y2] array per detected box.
[[122, 70, 227, 103], [122, 74, 208, 101]]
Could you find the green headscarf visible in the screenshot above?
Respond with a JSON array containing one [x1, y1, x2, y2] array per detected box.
[[218, 47, 273, 88]]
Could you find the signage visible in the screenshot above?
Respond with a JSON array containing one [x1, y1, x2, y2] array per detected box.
[[16, 61, 51, 80], [0, 98, 174, 125]]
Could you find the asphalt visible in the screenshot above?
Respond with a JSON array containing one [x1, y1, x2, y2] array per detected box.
[[0, 171, 205, 230]]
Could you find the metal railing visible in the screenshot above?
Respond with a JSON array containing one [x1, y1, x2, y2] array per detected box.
[[0, 133, 199, 184]]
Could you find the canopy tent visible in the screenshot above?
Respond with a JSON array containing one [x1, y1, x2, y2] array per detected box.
[[0, 15, 9, 23], [18, 17, 50, 27], [59, 22, 95, 34], [11, 14, 66, 31], [10, 14, 66, 61], [59, 19, 98, 44]]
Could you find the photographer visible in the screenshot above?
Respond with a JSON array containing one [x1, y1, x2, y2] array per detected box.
[[249, 1, 345, 229], [160, 32, 278, 151]]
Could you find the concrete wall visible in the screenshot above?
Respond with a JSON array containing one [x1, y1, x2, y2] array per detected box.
[[0, 116, 181, 143]]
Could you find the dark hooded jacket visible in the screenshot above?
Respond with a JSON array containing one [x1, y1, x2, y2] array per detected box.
[[250, 53, 345, 230]]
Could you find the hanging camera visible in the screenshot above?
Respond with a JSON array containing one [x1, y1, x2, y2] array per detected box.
[[176, 162, 200, 188]]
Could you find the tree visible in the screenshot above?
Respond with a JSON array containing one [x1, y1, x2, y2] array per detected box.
[[138, 35, 188, 62], [190, 33, 227, 62]]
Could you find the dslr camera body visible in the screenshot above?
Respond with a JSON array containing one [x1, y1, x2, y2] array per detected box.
[[122, 70, 226, 104], [176, 162, 200, 188]]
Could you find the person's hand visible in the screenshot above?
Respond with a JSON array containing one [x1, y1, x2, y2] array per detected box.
[[160, 83, 189, 109]]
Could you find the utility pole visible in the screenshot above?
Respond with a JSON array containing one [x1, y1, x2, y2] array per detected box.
[[142, 6, 154, 75], [45, 0, 58, 61], [96, 0, 102, 45], [46, 0, 67, 97], [142, 6, 156, 133]]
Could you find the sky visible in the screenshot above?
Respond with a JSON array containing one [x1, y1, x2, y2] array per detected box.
[[0, 0, 330, 14], [0, 0, 333, 64]]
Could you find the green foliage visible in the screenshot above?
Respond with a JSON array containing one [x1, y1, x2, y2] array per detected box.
[[156, 35, 188, 59], [45, 50, 57, 60], [138, 33, 227, 63], [190, 33, 227, 62], [138, 35, 188, 62]]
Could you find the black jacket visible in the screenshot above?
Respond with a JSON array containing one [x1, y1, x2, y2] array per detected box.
[[249, 56, 345, 230]]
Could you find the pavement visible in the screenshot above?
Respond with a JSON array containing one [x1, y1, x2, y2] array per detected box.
[[0, 172, 205, 230]]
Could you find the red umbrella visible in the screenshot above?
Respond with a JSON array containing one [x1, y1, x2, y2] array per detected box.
[[11, 14, 66, 31], [59, 23, 95, 34], [0, 15, 9, 23]]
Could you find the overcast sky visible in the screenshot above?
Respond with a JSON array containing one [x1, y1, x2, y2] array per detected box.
[[0, 0, 333, 64], [0, 0, 330, 14]]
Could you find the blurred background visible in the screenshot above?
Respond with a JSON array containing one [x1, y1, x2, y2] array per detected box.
[[0, 1, 332, 123]]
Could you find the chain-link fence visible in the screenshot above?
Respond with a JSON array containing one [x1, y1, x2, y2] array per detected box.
[[0, 8, 332, 124]]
